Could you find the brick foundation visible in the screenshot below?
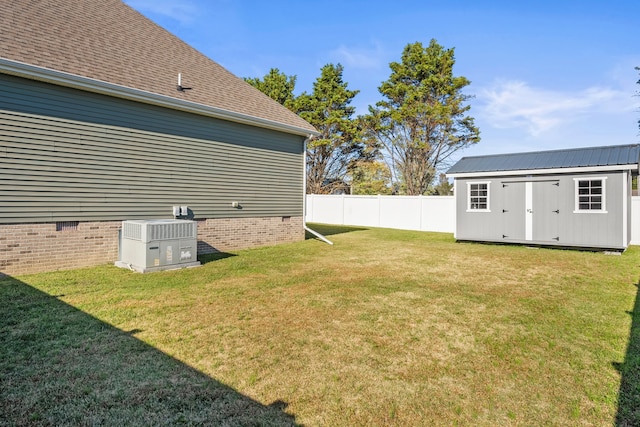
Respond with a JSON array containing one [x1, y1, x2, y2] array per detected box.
[[0, 221, 121, 276], [0, 216, 304, 276], [196, 216, 304, 254]]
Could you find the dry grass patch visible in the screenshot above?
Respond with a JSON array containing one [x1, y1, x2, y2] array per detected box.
[[2, 224, 639, 426]]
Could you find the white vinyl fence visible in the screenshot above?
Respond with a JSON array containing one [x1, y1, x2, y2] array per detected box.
[[632, 197, 640, 245], [306, 194, 455, 233], [307, 194, 640, 245]]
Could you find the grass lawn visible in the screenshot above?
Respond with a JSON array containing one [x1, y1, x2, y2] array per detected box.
[[2, 224, 639, 426]]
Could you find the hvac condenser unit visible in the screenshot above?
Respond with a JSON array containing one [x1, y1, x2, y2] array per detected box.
[[115, 219, 200, 273]]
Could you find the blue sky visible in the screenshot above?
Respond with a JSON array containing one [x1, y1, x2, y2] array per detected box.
[[124, 0, 639, 161]]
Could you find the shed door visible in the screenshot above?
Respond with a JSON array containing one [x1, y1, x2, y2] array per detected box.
[[532, 180, 560, 243], [502, 180, 560, 243], [502, 182, 526, 241]]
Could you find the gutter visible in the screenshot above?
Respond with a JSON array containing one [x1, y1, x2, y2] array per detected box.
[[302, 136, 333, 245], [0, 58, 320, 138], [304, 224, 333, 245]]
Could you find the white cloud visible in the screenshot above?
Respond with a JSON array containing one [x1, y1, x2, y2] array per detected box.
[[605, 56, 640, 90], [478, 80, 636, 136], [329, 43, 386, 70], [124, 0, 199, 25]]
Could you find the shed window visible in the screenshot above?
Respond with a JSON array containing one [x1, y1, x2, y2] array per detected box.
[[574, 177, 607, 213], [467, 182, 490, 211]]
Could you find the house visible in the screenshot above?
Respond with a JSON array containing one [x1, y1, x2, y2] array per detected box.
[[446, 144, 640, 250], [0, 0, 318, 275]]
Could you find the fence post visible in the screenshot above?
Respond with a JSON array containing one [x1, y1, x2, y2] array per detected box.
[[419, 194, 423, 231]]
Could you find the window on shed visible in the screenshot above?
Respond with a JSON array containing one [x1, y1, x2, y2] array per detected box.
[[574, 178, 606, 213], [467, 182, 490, 211]]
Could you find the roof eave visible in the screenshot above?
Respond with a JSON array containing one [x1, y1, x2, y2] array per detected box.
[[0, 58, 320, 138], [447, 163, 639, 179]]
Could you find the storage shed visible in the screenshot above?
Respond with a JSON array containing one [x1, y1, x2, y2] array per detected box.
[[446, 144, 640, 250], [0, 0, 318, 275]]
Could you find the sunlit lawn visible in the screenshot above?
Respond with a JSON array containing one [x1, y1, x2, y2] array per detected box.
[[2, 224, 639, 426]]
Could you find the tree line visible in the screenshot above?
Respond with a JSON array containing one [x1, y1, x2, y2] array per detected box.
[[245, 39, 480, 195]]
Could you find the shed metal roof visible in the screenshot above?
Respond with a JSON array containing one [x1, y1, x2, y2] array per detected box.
[[447, 144, 640, 176]]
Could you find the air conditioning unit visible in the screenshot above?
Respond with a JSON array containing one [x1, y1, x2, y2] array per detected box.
[[115, 219, 201, 273]]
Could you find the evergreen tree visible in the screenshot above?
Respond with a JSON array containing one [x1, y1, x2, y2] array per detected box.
[[245, 68, 297, 111], [430, 173, 454, 195], [366, 40, 480, 195], [297, 64, 362, 194]]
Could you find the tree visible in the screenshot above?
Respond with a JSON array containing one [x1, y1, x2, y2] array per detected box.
[[244, 68, 297, 110], [430, 173, 454, 195], [349, 160, 392, 195], [297, 64, 362, 194], [365, 40, 480, 195]]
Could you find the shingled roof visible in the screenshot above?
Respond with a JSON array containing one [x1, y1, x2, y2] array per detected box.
[[447, 144, 640, 176], [0, 0, 317, 136]]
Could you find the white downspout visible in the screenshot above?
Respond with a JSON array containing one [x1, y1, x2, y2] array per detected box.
[[303, 135, 333, 245]]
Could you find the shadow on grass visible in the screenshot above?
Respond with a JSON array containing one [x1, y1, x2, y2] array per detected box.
[[305, 223, 367, 240], [615, 281, 640, 426], [198, 251, 237, 266], [197, 241, 238, 266], [0, 275, 298, 426]]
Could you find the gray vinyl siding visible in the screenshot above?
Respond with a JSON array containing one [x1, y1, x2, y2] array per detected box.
[[455, 172, 629, 249], [0, 74, 305, 223]]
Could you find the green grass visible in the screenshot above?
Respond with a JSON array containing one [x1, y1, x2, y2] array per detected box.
[[1, 224, 639, 426]]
